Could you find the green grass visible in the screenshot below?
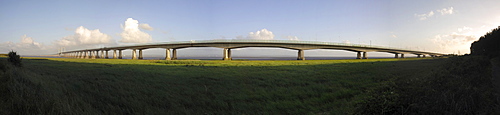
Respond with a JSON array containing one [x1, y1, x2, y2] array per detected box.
[[1, 56, 495, 114]]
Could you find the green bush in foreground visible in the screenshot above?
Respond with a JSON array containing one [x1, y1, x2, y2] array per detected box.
[[7, 51, 22, 67]]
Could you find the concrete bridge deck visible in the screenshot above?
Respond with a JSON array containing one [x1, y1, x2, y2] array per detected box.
[[60, 40, 445, 60]]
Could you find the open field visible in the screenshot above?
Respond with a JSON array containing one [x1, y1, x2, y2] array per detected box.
[[0, 56, 497, 114]]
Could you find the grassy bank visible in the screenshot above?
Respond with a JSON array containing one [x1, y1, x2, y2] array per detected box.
[[0, 56, 497, 114]]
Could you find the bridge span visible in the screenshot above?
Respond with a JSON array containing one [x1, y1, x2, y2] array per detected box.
[[60, 40, 445, 60]]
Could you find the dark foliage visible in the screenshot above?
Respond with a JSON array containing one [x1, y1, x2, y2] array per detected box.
[[471, 26, 500, 58], [7, 51, 22, 67], [357, 56, 499, 114]]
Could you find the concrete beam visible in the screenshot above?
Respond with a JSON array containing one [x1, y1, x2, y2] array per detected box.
[[362, 52, 368, 59], [132, 49, 137, 59], [297, 49, 305, 60], [165, 49, 171, 60], [138, 49, 143, 59]]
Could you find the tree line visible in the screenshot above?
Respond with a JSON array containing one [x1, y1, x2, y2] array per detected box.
[[471, 26, 500, 58]]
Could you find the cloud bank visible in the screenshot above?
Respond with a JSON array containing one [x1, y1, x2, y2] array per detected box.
[[432, 26, 478, 53], [120, 18, 153, 43], [55, 26, 112, 47], [0, 35, 48, 55]]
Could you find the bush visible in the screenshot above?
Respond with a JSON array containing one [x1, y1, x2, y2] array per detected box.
[[7, 51, 22, 67]]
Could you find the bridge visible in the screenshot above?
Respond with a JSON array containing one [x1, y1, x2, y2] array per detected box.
[[59, 40, 445, 60]]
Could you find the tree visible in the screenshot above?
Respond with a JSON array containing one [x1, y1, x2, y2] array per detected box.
[[7, 50, 22, 67], [470, 26, 500, 58]]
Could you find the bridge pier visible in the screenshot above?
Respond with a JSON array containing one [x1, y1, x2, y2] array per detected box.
[[417, 54, 421, 58], [297, 49, 305, 60], [356, 52, 361, 59], [395, 54, 399, 58], [223, 48, 232, 60], [113, 50, 117, 59], [139, 49, 143, 59], [96, 51, 100, 58], [165, 49, 171, 60], [362, 52, 368, 59], [118, 50, 123, 59], [172, 49, 177, 60], [132, 49, 137, 59], [105, 50, 109, 59], [100, 50, 104, 59], [90, 51, 95, 59], [401, 54, 405, 58], [422, 55, 426, 58], [81, 51, 85, 58]]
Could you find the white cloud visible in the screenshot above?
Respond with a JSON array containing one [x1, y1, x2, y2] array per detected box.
[[139, 23, 154, 31], [0, 35, 49, 55], [55, 26, 112, 46], [457, 26, 472, 32], [415, 11, 434, 20], [244, 29, 275, 40], [415, 7, 454, 20], [437, 7, 453, 15], [285, 36, 299, 41], [432, 27, 479, 54], [120, 18, 153, 43]]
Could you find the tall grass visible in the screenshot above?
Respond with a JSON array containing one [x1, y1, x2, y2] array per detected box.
[[1, 56, 496, 114]]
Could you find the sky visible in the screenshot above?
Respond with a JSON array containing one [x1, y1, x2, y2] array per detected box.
[[1, 0, 500, 57]]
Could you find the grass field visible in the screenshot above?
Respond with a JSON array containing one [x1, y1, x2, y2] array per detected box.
[[0, 56, 497, 114]]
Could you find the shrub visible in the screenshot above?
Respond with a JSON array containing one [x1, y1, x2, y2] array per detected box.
[[7, 51, 22, 67]]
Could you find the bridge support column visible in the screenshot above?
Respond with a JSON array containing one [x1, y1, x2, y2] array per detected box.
[[172, 49, 177, 60], [165, 49, 171, 60], [401, 54, 405, 58], [138, 49, 143, 59], [118, 50, 123, 59], [422, 55, 426, 58], [362, 52, 368, 59], [113, 50, 117, 59], [395, 54, 399, 58], [223, 48, 231, 60], [132, 49, 137, 59], [96, 51, 100, 58], [417, 54, 421, 58], [105, 50, 109, 59], [91, 51, 96, 59], [356, 52, 361, 59], [100, 50, 104, 59], [297, 49, 305, 60]]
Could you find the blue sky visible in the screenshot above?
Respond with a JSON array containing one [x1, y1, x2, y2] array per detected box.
[[1, 0, 500, 57]]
